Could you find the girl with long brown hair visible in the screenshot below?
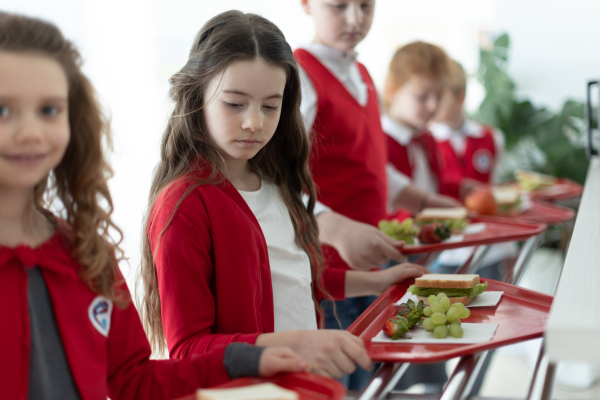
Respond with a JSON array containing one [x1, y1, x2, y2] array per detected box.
[[138, 10, 423, 379], [0, 11, 307, 399]]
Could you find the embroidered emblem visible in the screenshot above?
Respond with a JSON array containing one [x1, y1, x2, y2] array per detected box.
[[88, 296, 113, 337], [472, 149, 493, 174]]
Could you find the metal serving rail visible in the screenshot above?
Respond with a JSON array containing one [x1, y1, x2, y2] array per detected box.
[[353, 230, 553, 400]]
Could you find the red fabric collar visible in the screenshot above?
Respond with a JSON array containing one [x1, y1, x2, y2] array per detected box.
[[0, 219, 78, 277]]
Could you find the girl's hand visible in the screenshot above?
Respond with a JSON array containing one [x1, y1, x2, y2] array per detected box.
[[317, 212, 406, 270], [375, 263, 429, 295], [256, 330, 372, 379], [258, 347, 308, 377]]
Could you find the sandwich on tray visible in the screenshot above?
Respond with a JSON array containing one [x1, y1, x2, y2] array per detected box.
[[515, 170, 556, 191], [491, 186, 523, 215], [407, 274, 488, 305], [415, 207, 468, 233]]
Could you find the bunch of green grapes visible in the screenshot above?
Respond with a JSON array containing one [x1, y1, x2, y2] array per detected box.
[[378, 218, 419, 244], [421, 293, 470, 339]]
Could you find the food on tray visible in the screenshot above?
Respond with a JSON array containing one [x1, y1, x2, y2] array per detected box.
[[378, 218, 419, 244], [416, 207, 468, 233], [515, 170, 556, 191], [417, 222, 452, 244], [382, 299, 425, 339], [491, 186, 522, 215], [407, 274, 488, 306], [196, 383, 299, 400], [464, 188, 497, 215], [422, 293, 469, 338]]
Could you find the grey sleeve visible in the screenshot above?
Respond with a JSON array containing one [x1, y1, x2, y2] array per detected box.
[[223, 343, 265, 379]]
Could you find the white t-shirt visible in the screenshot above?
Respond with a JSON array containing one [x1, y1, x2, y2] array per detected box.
[[238, 179, 318, 332], [297, 43, 411, 214]]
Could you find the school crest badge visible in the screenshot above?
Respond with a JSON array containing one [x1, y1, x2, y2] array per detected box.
[[472, 149, 493, 174], [88, 296, 113, 337]]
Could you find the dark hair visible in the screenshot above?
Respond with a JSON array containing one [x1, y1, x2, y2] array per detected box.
[[138, 10, 326, 353], [0, 12, 126, 305]]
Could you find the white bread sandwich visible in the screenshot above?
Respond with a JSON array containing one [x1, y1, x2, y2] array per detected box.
[[407, 274, 488, 305], [415, 207, 468, 233], [515, 170, 556, 191], [491, 186, 522, 215], [196, 383, 299, 400]]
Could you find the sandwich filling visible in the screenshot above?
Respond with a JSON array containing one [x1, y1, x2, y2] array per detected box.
[[407, 282, 488, 298]]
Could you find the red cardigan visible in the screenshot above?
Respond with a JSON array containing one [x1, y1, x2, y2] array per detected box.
[[149, 172, 275, 359], [0, 219, 230, 400]]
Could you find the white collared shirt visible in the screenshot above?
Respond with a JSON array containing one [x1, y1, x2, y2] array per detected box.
[[297, 44, 410, 215], [381, 114, 438, 196], [429, 119, 505, 184]]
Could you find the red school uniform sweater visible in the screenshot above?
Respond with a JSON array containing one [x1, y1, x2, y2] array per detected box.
[[149, 170, 274, 359], [434, 126, 497, 196], [0, 219, 230, 400], [294, 49, 388, 297]]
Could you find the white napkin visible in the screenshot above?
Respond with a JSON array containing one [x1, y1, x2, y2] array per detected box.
[[394, 291, 503, 308], [371, 323, 498, 344]]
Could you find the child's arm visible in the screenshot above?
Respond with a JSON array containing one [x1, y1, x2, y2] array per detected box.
[[106, 283, 307, 399], [344, 263, 429, 298]]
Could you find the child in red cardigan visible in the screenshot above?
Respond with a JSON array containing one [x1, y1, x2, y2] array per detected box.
[[0, 12, 306, 400], [140, 10, 428, 381], [383, 41, 479, 201], [429, 59, 505, 188]]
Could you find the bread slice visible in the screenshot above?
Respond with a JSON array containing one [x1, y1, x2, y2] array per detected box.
[[415, 274, 479, 289], [416, 207, 468, 222], [417, 295, 472, 306], [491, 186, 519, 206], [196, 383, 299, 400]]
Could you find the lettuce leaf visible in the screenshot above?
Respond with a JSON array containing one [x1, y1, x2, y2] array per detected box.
[[408, 282, 488, 298]]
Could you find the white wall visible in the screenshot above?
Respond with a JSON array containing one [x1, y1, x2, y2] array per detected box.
[[2, 0, 597, 291]]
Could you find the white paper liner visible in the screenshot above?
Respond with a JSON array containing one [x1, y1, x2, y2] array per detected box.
[[371, 322, 498, 344], [394, 291, 504, 308]]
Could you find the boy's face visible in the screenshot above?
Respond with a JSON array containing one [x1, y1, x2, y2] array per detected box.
[[301, 0, 375, 53], [387, 75, 445, 130], [432, 89, 465, 124]]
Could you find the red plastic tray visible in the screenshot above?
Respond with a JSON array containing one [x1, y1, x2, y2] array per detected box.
[[401, 215, 546, 255], [525, 178, 583, 201], [348, 278, 552, 363], [504, 200, 575, 225], [177, 372, 345, 400]]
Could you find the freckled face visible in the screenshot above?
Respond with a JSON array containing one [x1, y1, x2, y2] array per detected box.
[[387, 76, 445, 130], [0, 52, 70, 191], [203, 57, 287, 165], [301, 0, 375, 53]]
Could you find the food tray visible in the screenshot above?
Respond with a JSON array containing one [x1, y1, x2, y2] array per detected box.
[[524, 178, 583, 201], [176, 372, 345, 400], [507, 200, 575, 225], [401, 216, 546, 255], [347, 278, 553, 363]]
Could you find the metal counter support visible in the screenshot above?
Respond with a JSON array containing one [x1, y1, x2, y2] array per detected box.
[[504, 234, 543, 284], [357, 362, 409, 400], [455, 245, 491, 275], [439, 353, 484, 400]]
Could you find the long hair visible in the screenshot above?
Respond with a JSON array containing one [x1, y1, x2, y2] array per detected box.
[[0, 13, 126, 305], [138, 10, 326, 353]]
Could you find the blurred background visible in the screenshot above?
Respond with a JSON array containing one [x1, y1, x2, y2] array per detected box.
[[2, 0, 599, 395]]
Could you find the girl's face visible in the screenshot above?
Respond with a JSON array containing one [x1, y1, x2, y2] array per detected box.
[[203, 57, 286, 168], [387, 75, 445, 130], [301, 0, 375, 53], [0, 52, 70, 191]]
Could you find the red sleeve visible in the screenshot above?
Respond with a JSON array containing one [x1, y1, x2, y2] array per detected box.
[[320, 267, 346, 300], [149, 186, 260, 359], [106, 283, 231, 400]]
